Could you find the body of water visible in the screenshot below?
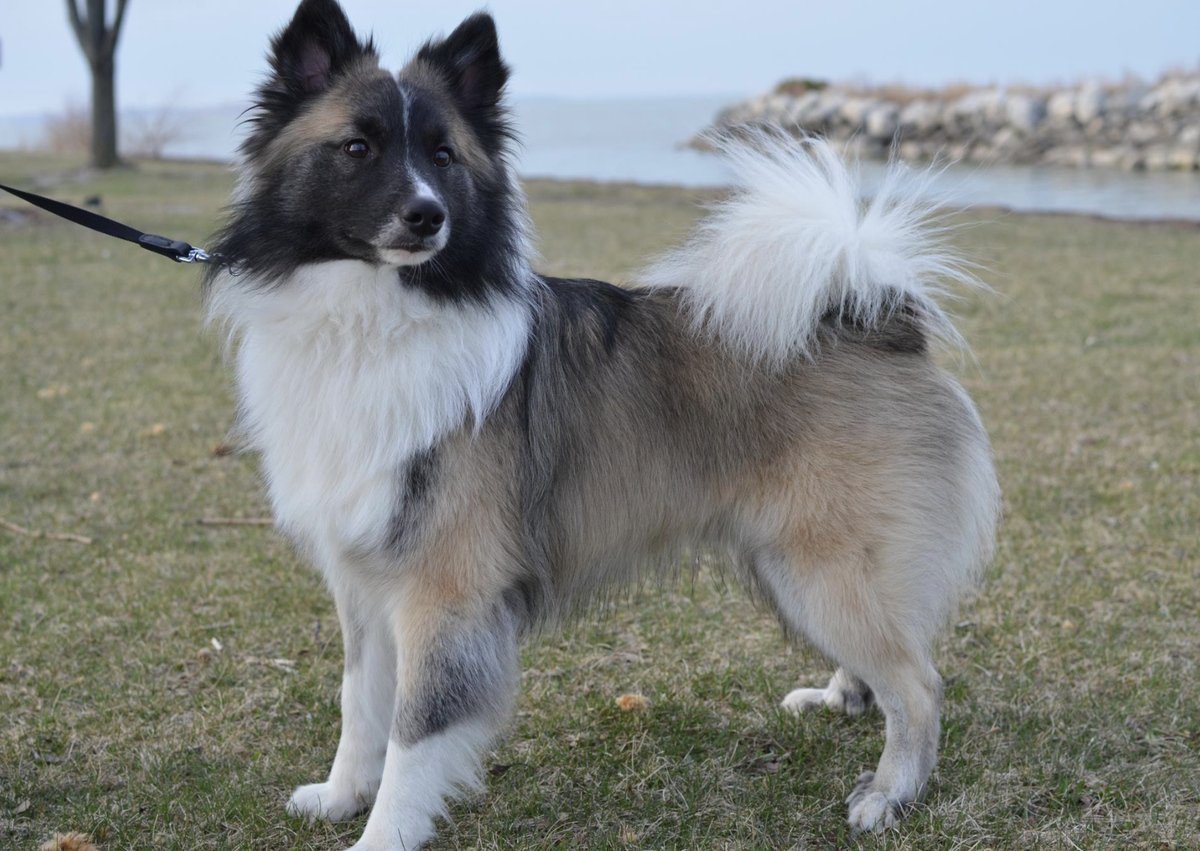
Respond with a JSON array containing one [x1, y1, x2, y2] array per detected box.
[[3, 96, 1200, 221]]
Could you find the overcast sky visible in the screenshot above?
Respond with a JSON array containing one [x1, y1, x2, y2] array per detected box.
[[1, 1, 1199, 116]]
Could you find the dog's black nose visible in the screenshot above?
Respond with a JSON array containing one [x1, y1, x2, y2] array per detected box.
[[402, 199, 446, 238]]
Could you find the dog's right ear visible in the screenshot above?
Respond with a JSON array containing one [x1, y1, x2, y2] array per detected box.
[[268, 0, 375, 99]]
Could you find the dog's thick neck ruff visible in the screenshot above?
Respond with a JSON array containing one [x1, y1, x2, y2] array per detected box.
[[209, 260, 534, 568]]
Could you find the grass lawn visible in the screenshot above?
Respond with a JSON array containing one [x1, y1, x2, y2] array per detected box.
[[1, 153, 1197, 850]]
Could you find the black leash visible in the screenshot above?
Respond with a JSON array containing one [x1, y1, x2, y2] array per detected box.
[[0, 182, 219, 264]]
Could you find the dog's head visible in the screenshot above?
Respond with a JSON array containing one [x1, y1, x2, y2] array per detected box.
[[219, 0, 525, 301]]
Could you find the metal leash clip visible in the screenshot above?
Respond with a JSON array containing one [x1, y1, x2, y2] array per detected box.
[[176, 247, 213, 264]]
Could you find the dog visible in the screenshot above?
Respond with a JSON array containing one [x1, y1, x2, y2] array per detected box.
[[203, 1, 1001, 847]]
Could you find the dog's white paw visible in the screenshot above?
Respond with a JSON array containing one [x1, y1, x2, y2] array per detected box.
[[783, 675, 871, 717], [287, 781, 371, 823], [346, 814, 435, 851], [781, 687, 828, 715], [845, 771, 901, 833]]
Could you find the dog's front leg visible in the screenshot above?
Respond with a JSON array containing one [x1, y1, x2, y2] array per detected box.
[[289, 579, 397, 821], [347, 594, 520, 851]]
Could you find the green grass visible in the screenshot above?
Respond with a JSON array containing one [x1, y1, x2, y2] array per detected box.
[[1, 153, 1197, 850]]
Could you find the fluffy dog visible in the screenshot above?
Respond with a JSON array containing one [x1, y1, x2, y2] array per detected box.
[[204, 1, 1000, 847]]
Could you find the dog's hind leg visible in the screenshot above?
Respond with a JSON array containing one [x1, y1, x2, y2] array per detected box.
[[782, 667, 873, 717], [288, 579, 396, 822], [843, 660, 941, 833], [348, 593, 521, 851], [757, 550, 944, 833]]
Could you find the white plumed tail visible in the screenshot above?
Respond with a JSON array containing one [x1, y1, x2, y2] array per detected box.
[[641, 130, 983, 362]]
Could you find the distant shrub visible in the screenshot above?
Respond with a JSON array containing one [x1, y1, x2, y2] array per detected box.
[[834, 81, 977, 105], [774, 78, 829, 96], [125, 106, 188, 160], [788, 80, 1058, 105], [40, 101, 189, 161], [43, 101, 92, 154]]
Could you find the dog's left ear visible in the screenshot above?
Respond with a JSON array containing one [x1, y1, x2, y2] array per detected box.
[[417, 13, 510, 112]]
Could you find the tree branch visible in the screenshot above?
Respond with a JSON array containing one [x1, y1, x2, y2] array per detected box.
[[65, 0, 95, 63], [104, 0, 130, 55]]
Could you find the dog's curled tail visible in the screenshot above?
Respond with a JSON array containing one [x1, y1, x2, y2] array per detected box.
[[640, 129, 983, 362]]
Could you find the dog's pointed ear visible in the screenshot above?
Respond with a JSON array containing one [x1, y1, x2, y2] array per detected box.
[[269, 0, 375, 97], [417, 13, 510, 111]]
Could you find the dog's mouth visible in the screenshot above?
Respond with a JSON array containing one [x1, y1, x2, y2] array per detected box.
[[376, 243, 439, 267], [339, 230, 442, 267], [370, 227, 449, 268], [384, 241, 432, 255]]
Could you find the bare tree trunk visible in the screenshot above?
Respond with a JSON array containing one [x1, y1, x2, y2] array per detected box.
[[67, 0, 130, 169], [90, 54, 118, 168]]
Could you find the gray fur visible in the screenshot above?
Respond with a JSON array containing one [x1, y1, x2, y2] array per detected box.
[[393, 600, 518, 746]]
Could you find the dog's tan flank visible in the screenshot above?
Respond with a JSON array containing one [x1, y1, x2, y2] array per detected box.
[[206, 1, 999, 847]]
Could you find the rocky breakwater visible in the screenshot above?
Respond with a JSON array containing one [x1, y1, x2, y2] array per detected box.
[[699, 74, 1200, 170]]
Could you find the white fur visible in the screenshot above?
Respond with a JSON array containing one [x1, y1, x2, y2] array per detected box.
[[377, 246, 439, 266], [782, 668, 871, 717], [348, 720, 495, 851], [409, 172, 438, 201], [641, 130, 983, 363], [207, 260, 532, 571], [288, 585, 396, 822]]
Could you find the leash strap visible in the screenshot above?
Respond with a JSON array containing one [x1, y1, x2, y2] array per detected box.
[[0, 182, 217, 264]]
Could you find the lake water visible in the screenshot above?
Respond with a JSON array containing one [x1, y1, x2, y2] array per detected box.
[[3, 96, 1200, 221]]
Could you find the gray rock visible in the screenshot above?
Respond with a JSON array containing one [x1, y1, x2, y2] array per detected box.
[[948, 92, 983, 123], [745, 94, 770, 114], [1108, 83, 1149, 113], [787, 91, 822, 126], [1121, 148, 1147, 171], [810, 91, 847, 125], [1142, 78, 1200, 117], [900, 99, 941, 133], [839, 97, 878, 126], [1143, 145, 1171, 170], [1127, 120, 1161, 145], [865, 104, 900, 139], [1044, 145, 1090, 167], [1168, 147, 1198, 170], [766, 93, 792, 113], [1046, 90, 1077, 123], [979, 88, 1009, 125], [1006, 94, 1046, 132], [990, 126, 1020, 153], [1089, 147, 1126, 169], [1075, 83, 1107, 124], [947, 89, 1005, 127]]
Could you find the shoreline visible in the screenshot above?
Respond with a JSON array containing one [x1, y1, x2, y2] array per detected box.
[[3, 150, 1200, 228]]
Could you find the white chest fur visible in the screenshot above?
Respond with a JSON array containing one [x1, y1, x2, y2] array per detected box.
[[210, 261, 530, 571]]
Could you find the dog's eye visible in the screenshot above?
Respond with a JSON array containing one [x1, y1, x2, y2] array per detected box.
[[433, 147, 454, 168], [343, 139, 370, 159]]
